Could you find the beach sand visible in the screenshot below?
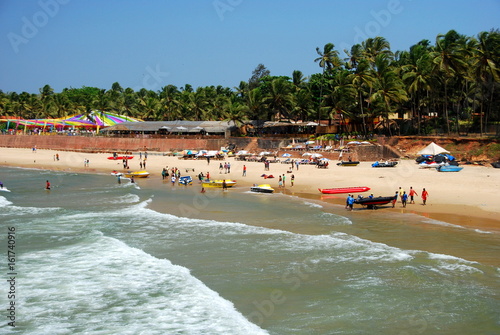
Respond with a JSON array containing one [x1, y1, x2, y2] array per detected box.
[[1, 147, 499, 231]]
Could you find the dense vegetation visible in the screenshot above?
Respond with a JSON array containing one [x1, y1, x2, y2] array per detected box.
[[1, 29, 499, 136]]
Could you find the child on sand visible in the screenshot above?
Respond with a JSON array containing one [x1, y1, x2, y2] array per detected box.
[[422, 188, 429, 205]]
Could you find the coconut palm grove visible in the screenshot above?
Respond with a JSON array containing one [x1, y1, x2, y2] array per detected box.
[[1, 30, 499, 137]]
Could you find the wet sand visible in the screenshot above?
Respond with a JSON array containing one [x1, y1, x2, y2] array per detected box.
[[1, 147, 498, 231]]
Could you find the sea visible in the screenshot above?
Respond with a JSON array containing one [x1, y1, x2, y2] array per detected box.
[[0, 166, 499, 335]]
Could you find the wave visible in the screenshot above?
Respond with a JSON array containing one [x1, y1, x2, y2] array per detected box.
[[19, 233, 268, 335]]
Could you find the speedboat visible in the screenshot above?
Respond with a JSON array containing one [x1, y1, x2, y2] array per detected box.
[[372, 161, 398, 167], [354, 195, 396, 209], [202, 179, 236, 188], [319, 186, 370, 194], [179, 176, 193, 185], [419, 161, 445, 168], [250, 184, 274, 193], [124, 171, 150, 178], [337, 161, 360, 166], [436, 165, 463, 172]]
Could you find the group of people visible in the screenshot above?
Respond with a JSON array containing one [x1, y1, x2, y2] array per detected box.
[[394, 187, 429, 208], [219, 162, 231, 174]]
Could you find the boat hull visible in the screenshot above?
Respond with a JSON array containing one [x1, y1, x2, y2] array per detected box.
[[437, 166, 463, 172], [319, 186, 370, 194], [202, 180, 236, 188], [108, 156, 134, 160], [250, 184, 274, 193], [337, 161, 360, 166], [372, 161, 398, 167], [124, 171, 150, 178], [355, 196, 396, 207]]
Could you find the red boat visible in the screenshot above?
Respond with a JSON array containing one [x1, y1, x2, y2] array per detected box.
[[318, 186, 370, 194], [107, 156, 134, 160]]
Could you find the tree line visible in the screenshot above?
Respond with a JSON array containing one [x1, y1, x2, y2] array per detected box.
[[1, 29, 499, 136]]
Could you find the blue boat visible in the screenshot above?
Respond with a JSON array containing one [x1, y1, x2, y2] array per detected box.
[[179, 176, 193, 185], [437, 165, 463, 172]]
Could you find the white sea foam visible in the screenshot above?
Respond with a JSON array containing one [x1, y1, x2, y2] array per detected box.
[[422, 218, 465, 229], [0, 195, 13, 207], [19, 234, 268, 335], [303, 201, 323, 208]]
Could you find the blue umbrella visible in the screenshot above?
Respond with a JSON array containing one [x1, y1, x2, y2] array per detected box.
[[282, 153, 291, 157]]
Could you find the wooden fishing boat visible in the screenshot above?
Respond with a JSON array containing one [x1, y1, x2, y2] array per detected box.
[[318, 186, 370, 194], [337, 161, 360, 166], [202, 179, 236, 188]]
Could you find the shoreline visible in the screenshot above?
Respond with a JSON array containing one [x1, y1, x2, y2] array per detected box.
[[1, 147, 499, 232]]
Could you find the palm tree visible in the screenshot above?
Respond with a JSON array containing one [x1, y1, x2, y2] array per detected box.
[[370, 54, 408, 136], [470, 30, 500, 135], [351, 59, 375, 136], [261, 78, 295, 121], [430, 30, 468, 135], [314, 43, 342, 122]]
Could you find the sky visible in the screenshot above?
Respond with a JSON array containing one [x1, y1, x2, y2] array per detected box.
[[0, 0, 499, 94]]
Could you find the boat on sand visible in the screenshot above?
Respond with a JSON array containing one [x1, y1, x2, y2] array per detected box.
[[354, 195, 396, 209], [319, 186, 370, 194], [337, 161, 360, 166], [202, 179, 236, 188]]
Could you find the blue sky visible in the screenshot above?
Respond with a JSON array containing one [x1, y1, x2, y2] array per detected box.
[[0, 0, 499, 94]]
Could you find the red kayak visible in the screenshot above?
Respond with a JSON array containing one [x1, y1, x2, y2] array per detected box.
[[107, 156, 134, 160], [318, 186, 370, 194]]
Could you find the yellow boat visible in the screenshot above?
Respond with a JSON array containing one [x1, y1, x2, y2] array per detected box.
[[202, 179, 236, 188], [124, 171, 150, 178]]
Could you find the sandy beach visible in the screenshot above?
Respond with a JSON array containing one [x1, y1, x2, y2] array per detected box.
[[1, 147, 499, 230]]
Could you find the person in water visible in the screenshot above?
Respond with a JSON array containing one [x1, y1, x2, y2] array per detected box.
[[45, 180, 51, 190], [0, 181, 4, 189]]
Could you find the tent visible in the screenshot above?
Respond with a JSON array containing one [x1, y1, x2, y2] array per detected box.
[[417, 142, 450, 155]]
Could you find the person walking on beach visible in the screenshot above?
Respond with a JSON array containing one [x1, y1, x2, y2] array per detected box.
[[227, 162, 231, 173], [401, 191, 408, 208], [171, 175, 176, 185], [347, 194, 355, 211], [392, 191, 398, 208], [398, 187, 404, 202], [408, 187, 418, 204], [219, 163, 223, 174], [143, 159, 146, 169], [242, 165, 247, 177], [45, 180, 51, 190], [291, 174, 294, 187], [140, 161, 143, 169], [278, 175, 282, 188], [282, 174, 286, 187], [422, 188, 429, 205]]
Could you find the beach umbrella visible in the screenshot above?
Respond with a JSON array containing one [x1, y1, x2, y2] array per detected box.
[[311, 153, 323, 158], [417, 142, 450, 155], [306, 140, 315, 144], [236, 150, 248, 155], [282, 153, 291, 157], [347, 141, 361, 145], [259, 151, 271, 156], [302, 152, 312, 157], [306, 122, 319, 126], [176, 126, 188, 131], [319, 157, 330, 161]]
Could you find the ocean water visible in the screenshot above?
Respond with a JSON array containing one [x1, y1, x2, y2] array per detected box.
[[0, 167, 499, 335]]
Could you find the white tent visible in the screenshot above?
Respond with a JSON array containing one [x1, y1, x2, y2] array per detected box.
[[417, 142, 450, 155]]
